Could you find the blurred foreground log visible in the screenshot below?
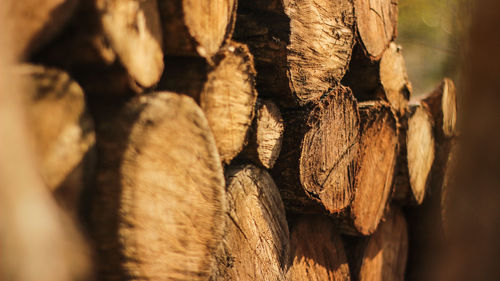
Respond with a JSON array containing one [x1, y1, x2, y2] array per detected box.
[[90, 92, 226, 281]]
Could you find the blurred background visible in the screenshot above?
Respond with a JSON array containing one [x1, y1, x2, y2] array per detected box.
[[398, 0, 472, 96]]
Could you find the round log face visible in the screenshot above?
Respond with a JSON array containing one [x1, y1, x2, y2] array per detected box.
[[253, 100, 284, 169], [218, 165, 289, 281], [351, 103, 398, 235], [359, 208, 408, 281], [300, 88, 360, 214], [354, 0, 398, 59], [286, 0, 355, 104], [99, 0, 164, 88], [441, 79, 457, 137], [379, 42, 410, 114], [18, 64, 95, 212], [92, 92, 226, 281], [183, 0, 236, 58], [407, 105, 435, 204], [200, 43, 257, 164], [288, 215, 351, 281]]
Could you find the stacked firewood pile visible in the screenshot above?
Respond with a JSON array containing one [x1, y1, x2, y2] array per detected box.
[[1, 0, 458, 280]]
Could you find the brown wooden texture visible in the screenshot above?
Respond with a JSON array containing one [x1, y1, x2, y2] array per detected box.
[[16, 64, 96, 215], [339, 101, 398, 235], [0, 20, 91, 280], [90, 92, 226, 281], [162, 41, 258, 164], [354, 0, 398, 60], [349, 207, 408, 281], [35, 0, 164, 96], [241, 99, 284, 169], [2, 0, 78, 59], [159, 0, 236, 59], [235, 0, 355, 107], [212, 165, 290, 281], [422, 78, 458, 139], [393, 103, 435, 205], [287, 215, 351, 281], [272, 87, 360, 214]]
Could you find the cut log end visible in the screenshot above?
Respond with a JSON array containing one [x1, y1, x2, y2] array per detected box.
[[394, 103, 435, 205], [354, 207, 408, 281], [354, 0, 398, 59], [422, 78, 457, 138], [213, 165, 289, 281], [160, 0, 236, 59], [346, 101, 398, 235], [98, 0, 164, 87], [273, 86, 360, 214], [241, 99, 284, 169], [91, 92, 226, 281], [288, 215, 351, 281], [17, 64, 96, 214], [380, 42, 411, 114]]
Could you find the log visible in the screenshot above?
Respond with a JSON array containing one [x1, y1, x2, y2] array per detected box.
[[16, 64, 96, 215], [212, 165, 290, 281], [348, 207, 408, 281], [0, 21, 90, 281], [392, 103, 435, 205], [272, 87, 360, 214], [339, 101, 398, 235], [240, 99, 284, 169], [354, 0, 398, 60], [90, 92, 227, 281], [343, 42, 411, 115], [158, 0, 236, 59], [422, 78, 458, 138], [34, 0, 164, 95], [287, 215, 351, 281], [1, 0, 78, 59], [162, 42, 258, 164], [235, 0, 355, 107]]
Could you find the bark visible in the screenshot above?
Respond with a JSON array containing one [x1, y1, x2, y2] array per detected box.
[[287, 215, 351, 281], [348, 207, 408, 281], [34, 0, 164, 95], [241, 99, 284, 169], [162, 42, 258, 164], [0, 20, 91, 281], [343, 42, 411, 115], [1, 0, 78, 59], [158, 0, 236, 60], [354, 0, 398, 60], [421, 78, 458, 139], [16, 64, 96, 216], [212, 165, 290, 281], [235, 0, 355, 107], [89, 92, 227, 281], [339, 101, 398, 235], [393, 103, 435, 205], [272, 87, 360, 214]]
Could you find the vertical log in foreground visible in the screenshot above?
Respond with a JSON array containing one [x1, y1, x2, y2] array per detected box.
[[287, 215, 351, 281], [235, 0, 355, 107], [17, 64, 96, 215], [90, 92, 226, 281], [212, 165, 289, 281], [393, 103, 435, 205], [158, 0, 236, 59], [339, 102, 398, 235], [272, 87, 360, 214], [241, 99, 284, 169], [349, 207, 408, 281], [354, 0, 398, 60], [162, 42, 258, 164]]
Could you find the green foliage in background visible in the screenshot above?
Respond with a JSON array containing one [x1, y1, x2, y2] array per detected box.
[[397, 0, 472, 96]]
